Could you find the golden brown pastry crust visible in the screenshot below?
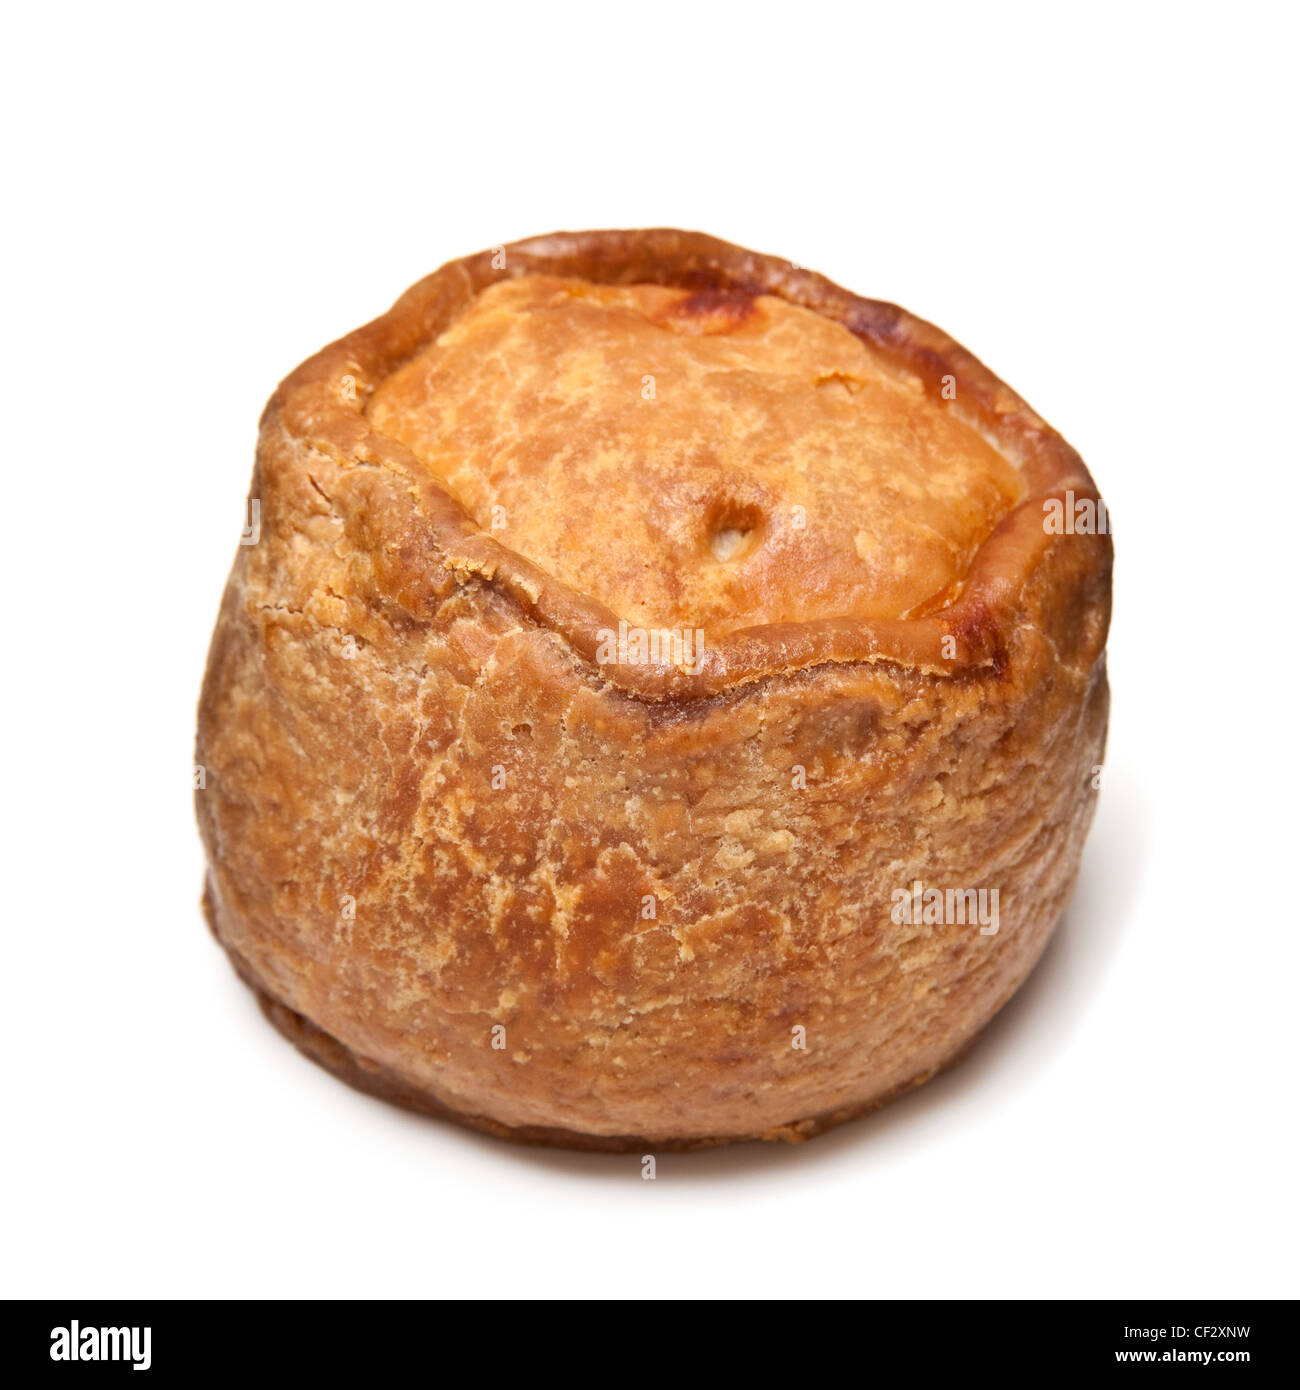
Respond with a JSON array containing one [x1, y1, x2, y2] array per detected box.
[[196, 229, 1111, 1150], [365, 274, 1025, 633]]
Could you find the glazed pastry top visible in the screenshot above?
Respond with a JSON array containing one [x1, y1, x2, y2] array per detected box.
[[366, 274, 1023, 634]]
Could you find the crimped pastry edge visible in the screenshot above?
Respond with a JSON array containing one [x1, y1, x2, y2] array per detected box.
[[262, 228, 1110, 700]]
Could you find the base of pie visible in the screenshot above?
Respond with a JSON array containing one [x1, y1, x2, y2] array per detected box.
[[210, 887, 1001, 1153]]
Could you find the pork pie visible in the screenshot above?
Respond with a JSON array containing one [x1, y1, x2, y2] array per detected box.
[[195, 230, 1111, 1150]]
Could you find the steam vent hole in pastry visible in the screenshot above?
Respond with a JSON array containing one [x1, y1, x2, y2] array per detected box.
[[366, 275, 1025, 632]]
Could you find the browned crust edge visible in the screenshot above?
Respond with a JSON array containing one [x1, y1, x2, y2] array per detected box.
[[263, 228, 1109, 701], [253, 980, 990, 1153], [204, 879, 833, 1152], [216, 924, 988, 1155]]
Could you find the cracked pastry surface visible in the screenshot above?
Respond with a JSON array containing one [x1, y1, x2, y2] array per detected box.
[[367, 275, 1024, 632], [196, 229, 1111, 1151]]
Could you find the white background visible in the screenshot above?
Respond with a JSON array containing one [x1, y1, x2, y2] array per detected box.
[[3, 3, 1296, 1300]]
